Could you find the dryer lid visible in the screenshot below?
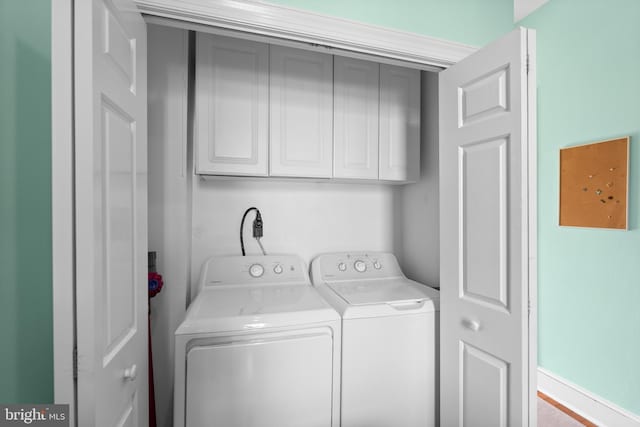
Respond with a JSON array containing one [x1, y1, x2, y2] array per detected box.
[[326, 278, 437, 306], [176, 284, 339, 335]]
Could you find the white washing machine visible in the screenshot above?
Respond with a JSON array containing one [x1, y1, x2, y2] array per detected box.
[[174, 255, 341, 427], [311, 252, 440, 427]]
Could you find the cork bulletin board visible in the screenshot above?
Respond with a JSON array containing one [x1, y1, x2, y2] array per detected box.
[[559, 137, 629, 229]]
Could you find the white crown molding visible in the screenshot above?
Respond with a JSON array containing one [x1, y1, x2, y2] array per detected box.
[[134, 0, 476, 68], [538, 368, 640, 427]]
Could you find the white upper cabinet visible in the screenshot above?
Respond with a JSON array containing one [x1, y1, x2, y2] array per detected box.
[[195, 34, 269, 176], [333, 57, 380, 180], [270, 45, 333, 178], [379, 64, 420, 182], [194, 34, 420, 183]]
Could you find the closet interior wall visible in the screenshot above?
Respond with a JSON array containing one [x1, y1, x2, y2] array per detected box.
[[146, 23, 439, 427]]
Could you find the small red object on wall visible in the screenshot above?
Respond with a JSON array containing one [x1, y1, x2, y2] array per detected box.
[[148, 272, 164, 298]]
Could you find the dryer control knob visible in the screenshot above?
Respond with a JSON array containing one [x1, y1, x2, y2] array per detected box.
[[354, 260, 367, 273], [249, 263, 264, 278], [338, 262, 347, 272], [273, 264, 283, 274], [373, 261, 382, 270]]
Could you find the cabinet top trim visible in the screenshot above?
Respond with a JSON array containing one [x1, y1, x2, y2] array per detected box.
[[134, 0, 477, 68]]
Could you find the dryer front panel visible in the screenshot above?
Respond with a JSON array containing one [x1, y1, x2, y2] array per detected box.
[[185, 329, 334, 427]]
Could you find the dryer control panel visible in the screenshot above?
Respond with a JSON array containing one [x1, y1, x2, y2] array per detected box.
[[312, 252, 404, 282], [199, 255, 310, 290]]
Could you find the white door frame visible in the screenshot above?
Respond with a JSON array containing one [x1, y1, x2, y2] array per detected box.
[[51, 0, 76, 425], [51, 0, 478, 423]]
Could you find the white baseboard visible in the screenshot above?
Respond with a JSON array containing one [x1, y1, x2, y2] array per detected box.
[[538, 367, 640, 427]]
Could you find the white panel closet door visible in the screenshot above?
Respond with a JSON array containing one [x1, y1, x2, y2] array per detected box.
[[379, 64, 420, 182], [270, 45, 333, 178], [333, 57, 379, 179], [439, 27, 537, 427], [74, 0, 148, 425], [195, 34, 269, 176]]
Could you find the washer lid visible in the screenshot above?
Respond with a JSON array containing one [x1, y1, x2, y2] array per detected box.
[[327, 278, 436, 306], [176, 284, 339, 335]]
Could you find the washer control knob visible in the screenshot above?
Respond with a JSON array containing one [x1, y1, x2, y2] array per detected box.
[[354, 260, 367, 273], [249, 263, 264, 278], [273, 264, 283, 274], [338, 262, 347, 272], [373, 261, 381, 270]]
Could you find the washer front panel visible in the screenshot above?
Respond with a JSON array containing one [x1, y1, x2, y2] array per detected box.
[[340, 314, 436, 427]]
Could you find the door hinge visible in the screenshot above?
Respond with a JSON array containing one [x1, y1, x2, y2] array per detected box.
[[526, 53, 530, 74], [73, 346, 78, 379]]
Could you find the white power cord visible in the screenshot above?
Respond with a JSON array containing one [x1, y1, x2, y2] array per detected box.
[[256, 237, 267, 255]]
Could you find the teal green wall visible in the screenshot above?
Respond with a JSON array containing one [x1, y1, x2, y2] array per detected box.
[[0, 0, 53, 403], [267, 0, 514, 47], [521, 0, 640, 415]]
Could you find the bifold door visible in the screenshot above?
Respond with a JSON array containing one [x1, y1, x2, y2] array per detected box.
[[439, 27, 537, 427], [74, 0, 148, 425]]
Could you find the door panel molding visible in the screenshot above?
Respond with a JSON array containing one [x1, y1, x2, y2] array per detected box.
[[459, 137, 509, 312], [458, 64, 510, 127], [460, 341, 509, 427]]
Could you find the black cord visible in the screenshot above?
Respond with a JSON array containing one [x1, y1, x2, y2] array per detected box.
[[240, 207, 262, 256]]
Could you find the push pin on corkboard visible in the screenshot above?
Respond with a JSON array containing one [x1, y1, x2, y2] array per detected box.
[[559, 137, 629, 229]]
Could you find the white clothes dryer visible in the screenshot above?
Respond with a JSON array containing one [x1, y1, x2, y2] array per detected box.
[[311, 252, 440, 427], [174, 255, 341, 427]]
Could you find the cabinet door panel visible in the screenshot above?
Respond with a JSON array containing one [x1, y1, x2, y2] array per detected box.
[[379, 65, 420, 182], [270, 46, 333, 178], [195, 34, 268, 176], [334, 57, 379, 179]]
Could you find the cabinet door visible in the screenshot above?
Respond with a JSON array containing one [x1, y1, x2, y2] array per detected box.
[[379, 65, 420, 182], [270, 46, 333, 178], [195, 34, 268, 176], [334, 57, 379, 179]]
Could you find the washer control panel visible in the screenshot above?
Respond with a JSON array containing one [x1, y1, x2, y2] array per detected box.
[[312, 252, 403, 282], [200, 255, 310, 288]]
